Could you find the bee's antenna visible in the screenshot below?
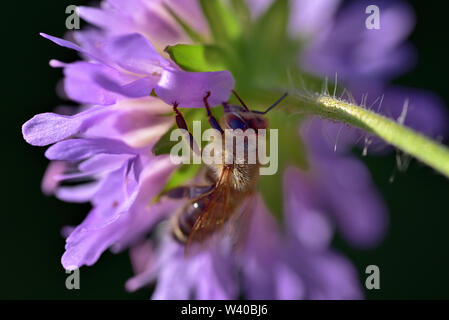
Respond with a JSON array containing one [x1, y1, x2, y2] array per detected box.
[[254, 92, 288, 114], [232, 90, 250, 111]]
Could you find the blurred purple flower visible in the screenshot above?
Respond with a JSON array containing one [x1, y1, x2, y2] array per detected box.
[[297, 120, 389, 247], [126, 193, 362, 299], [299, 0, 416, 86], [288, 0, 447, 247]]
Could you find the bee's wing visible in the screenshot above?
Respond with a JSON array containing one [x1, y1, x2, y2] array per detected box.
[[226, 192, 257, 253], [185, 167, 237, 254]]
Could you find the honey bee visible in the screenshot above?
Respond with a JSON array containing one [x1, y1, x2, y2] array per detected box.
[[166, 90, 287, 253]]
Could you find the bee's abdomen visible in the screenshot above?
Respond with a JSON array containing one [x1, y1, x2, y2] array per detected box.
[[172, 196, 209, 243]]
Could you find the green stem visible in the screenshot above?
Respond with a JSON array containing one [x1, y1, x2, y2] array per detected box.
[[290, 93, 449, 178]]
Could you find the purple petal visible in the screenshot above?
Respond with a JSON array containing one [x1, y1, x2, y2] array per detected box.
[[79, 3, 184, 46], [41, 161, 67, 195], [44, 34, 158, 104], [240, 195, 281, 299], [61, 163, 140, 269], [111, 157, 179, 251], [79, 154, 134, 174], [91, 162, 136, 208], [62, 62, 122, 105], [289, 0, 341, 37], [93, 73, 157, 98], [129, 239, 155, 275], [40, 33, 85, 55], [285, 245, 363, 299], [22, 106, 111, 146], [77, 6, 135, 35], [274, 263, 305, 299], [284, 167, 333, 249], [45, 138, 137, 161], [148, 240, 237, 299], [101, 33, 170, 74], [155, 68, 234, 107], [62, 61, 157, 105], [61, 207, 127, 270], [194, 250, 238, 299], [72, 29, 120, 64], [56, 181, 102, 203], [106, 0, 147, 14], [318, 156, 388, 248], [300, 0, 416, 84], [126, 237, 180, 293], [151, 258, 193, 299]]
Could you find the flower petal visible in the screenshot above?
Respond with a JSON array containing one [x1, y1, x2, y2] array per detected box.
[[40, 33, 85, 55], [284, 167, 333, 249], [22, 106, 110, 146], [101, 33, 170, 74], [155, 68, 234, 107], [319, 156, 388, 248], [56, 181, 102, 203], [61, 207, 127, 270], [45, 138, 137, 161], [93, 73, 157, 98], [41, 161, 67, 195], [62, 62, 122, 105]]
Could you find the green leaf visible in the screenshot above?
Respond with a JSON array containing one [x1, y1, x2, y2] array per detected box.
[[228, 0, 296, 95], [230, 0, 251, 26], [200, 0, 241, 44], [258, 110, 308, 221], [165, 44, 229, 72], [253, 0, 289, 53]]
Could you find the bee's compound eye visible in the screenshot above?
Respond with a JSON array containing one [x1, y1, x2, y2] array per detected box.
[[228, 116, 248, 130]]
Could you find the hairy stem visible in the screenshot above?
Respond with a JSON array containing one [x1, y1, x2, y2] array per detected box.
[[290, 93, 449, 178]]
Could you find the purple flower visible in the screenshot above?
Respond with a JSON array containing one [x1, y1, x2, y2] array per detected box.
[[23, 8, 234, 271], [41, 32, 234, 107], [22, 0, 447, 300], [23, 98, 181, 269]]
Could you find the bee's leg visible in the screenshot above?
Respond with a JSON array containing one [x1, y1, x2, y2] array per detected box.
[[222, 102, 231, 113], [173, 103, 201, 156], [203, 92, 224, 134], [164, 184, 215, 200]]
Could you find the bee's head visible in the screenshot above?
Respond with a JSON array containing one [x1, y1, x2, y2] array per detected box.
[[224, 107, 269, 131], [223, 92, 288, 131]]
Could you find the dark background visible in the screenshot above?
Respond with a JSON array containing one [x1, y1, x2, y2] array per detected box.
[[2, 0, 449, 299]]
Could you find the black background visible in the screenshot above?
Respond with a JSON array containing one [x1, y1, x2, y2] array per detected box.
[[2, 0, 449, 299]]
